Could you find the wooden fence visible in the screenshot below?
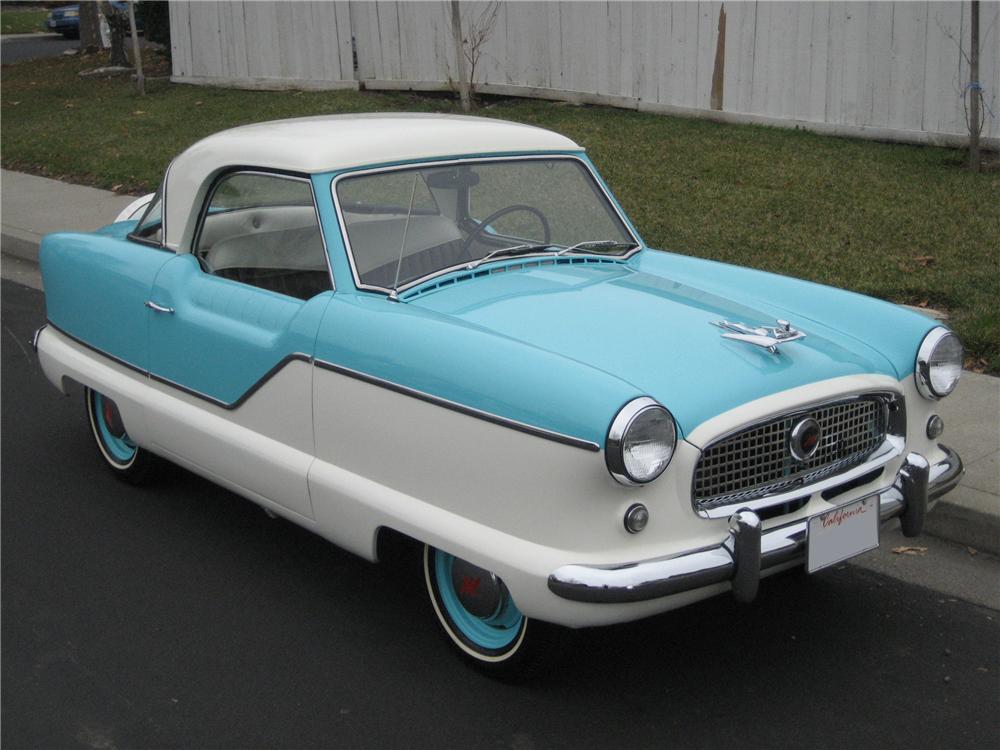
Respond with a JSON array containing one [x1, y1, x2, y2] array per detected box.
[[169, 1, 1000, 147]]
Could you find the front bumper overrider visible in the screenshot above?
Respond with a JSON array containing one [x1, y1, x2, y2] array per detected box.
[[548, 447, 963, 605]]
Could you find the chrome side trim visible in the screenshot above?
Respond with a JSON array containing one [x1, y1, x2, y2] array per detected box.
[[330, 154, 642, 297], [148, 353, 313, 411], [313, 358, 601, 452], [45, 321, 147, 376], [41, 322, 599, 450], [548, 448, 962, 604]]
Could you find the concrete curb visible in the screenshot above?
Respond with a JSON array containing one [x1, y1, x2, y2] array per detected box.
[[0, 32, 61, 41], [2, 169, 997, 555], [925, 494, 1000, 556]]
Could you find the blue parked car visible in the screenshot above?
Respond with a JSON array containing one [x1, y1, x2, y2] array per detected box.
[[33, 115, 965, 675], [45, 4, 80, 38], [46, 2, 142, 39]]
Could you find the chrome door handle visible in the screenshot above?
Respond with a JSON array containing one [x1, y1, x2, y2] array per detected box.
[[145, 300, 174, 314]]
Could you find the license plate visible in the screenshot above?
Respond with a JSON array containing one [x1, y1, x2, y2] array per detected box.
[[807, 495, 879, 573]]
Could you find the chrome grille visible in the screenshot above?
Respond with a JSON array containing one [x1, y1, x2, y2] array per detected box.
[[693, 396, 891, 512]]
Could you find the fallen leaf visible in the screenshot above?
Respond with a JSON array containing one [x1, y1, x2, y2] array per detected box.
[[967, 546, 979, 556], [132, 110, 145, 115], [64, 102, 75, 109], [111, 184, 123, 193], [913, 255, 935, 267], [194, 101, 203, 106], [917, 299, 929, 308], [892, 546, 928, 555], [11, 101, 20, 106]]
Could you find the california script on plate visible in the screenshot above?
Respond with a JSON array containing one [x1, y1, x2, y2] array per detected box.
[[807, 495, 880, 573]]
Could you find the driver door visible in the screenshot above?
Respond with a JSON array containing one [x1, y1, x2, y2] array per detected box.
[[145, 170, 335, 520]]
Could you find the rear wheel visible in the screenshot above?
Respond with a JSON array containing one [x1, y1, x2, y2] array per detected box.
[[424, 545, 551, 676], [85, 388, 160, 484]]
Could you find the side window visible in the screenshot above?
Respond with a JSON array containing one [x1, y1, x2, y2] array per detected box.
[[196, 172, 332, 301]]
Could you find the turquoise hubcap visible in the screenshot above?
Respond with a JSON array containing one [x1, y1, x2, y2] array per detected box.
[[93, 393, 137, 463], [435, 552, 524, 650]]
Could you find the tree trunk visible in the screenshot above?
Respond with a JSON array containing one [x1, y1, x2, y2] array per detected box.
[[128, 0, 144, 95], [104, 2, 129, 67], [450, 0, 471, 113], [969, 0, 981, 172], [78, 1, 101, 53]]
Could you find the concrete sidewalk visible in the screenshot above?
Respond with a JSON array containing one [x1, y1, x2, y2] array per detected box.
[[1, 169, 134, 264], [2, 168, 998, 554]]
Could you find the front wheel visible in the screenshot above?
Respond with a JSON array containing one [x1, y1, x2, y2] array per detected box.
[[85, 388, 161, 485], [424, 545, 551, 676]]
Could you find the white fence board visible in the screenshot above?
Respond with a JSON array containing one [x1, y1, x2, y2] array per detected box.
[[170, 1, 1000, 146]]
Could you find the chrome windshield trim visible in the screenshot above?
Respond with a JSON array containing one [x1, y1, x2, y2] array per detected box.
[[330, 154, 642, 297], [313, 358, 601, 452]]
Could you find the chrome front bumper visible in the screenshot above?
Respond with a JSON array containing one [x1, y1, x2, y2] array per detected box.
[[548, 447, 964, 605]]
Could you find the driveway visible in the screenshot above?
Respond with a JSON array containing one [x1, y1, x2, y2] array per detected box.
[[1, 33, 77, 65]]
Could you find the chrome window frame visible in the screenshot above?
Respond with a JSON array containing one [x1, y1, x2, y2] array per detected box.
[[126, 161, 173, 252], [192, 167, 336, 297], [330, 154, 642, 297]]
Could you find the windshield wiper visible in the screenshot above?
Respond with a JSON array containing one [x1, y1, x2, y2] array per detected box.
[[466, 243, 556, 270], [555, 240, 639, 256]]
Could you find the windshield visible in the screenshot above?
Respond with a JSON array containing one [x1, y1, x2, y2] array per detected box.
[[335, 158, 637, 292]]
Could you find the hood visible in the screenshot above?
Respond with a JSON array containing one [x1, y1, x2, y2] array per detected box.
[[406, 251, 933, 434]]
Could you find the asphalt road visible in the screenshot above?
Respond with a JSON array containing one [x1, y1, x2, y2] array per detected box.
[[1, 34, 78, 65], [3, 279, 998, 749]]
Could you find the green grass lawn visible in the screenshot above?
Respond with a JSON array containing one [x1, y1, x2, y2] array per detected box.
[[2, 51, 998, 371], [0, 6, 47, 35]]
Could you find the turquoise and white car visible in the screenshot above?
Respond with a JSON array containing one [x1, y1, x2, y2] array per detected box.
[[35, 114, 965, 674]]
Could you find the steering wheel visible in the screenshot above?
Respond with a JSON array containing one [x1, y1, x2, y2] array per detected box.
[[460, 204, 552, 258]]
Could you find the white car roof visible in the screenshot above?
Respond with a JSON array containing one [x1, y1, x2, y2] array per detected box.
[[163, 113, 582, 251]]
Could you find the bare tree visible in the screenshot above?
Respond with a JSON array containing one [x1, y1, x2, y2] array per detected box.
[[449, 1, 501, 111], [969, 0, 981, 172], [462, 1, 500, 93], [127, 0, 145, 95], [450, 1, 471, 112], [934, 2, 995, 172]]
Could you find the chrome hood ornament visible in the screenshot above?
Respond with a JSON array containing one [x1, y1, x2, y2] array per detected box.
[[712, 319, 806, 354]]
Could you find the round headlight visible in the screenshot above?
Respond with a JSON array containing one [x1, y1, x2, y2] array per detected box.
[[916, 327, 963, 399], [606, 397, 677, 485]]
